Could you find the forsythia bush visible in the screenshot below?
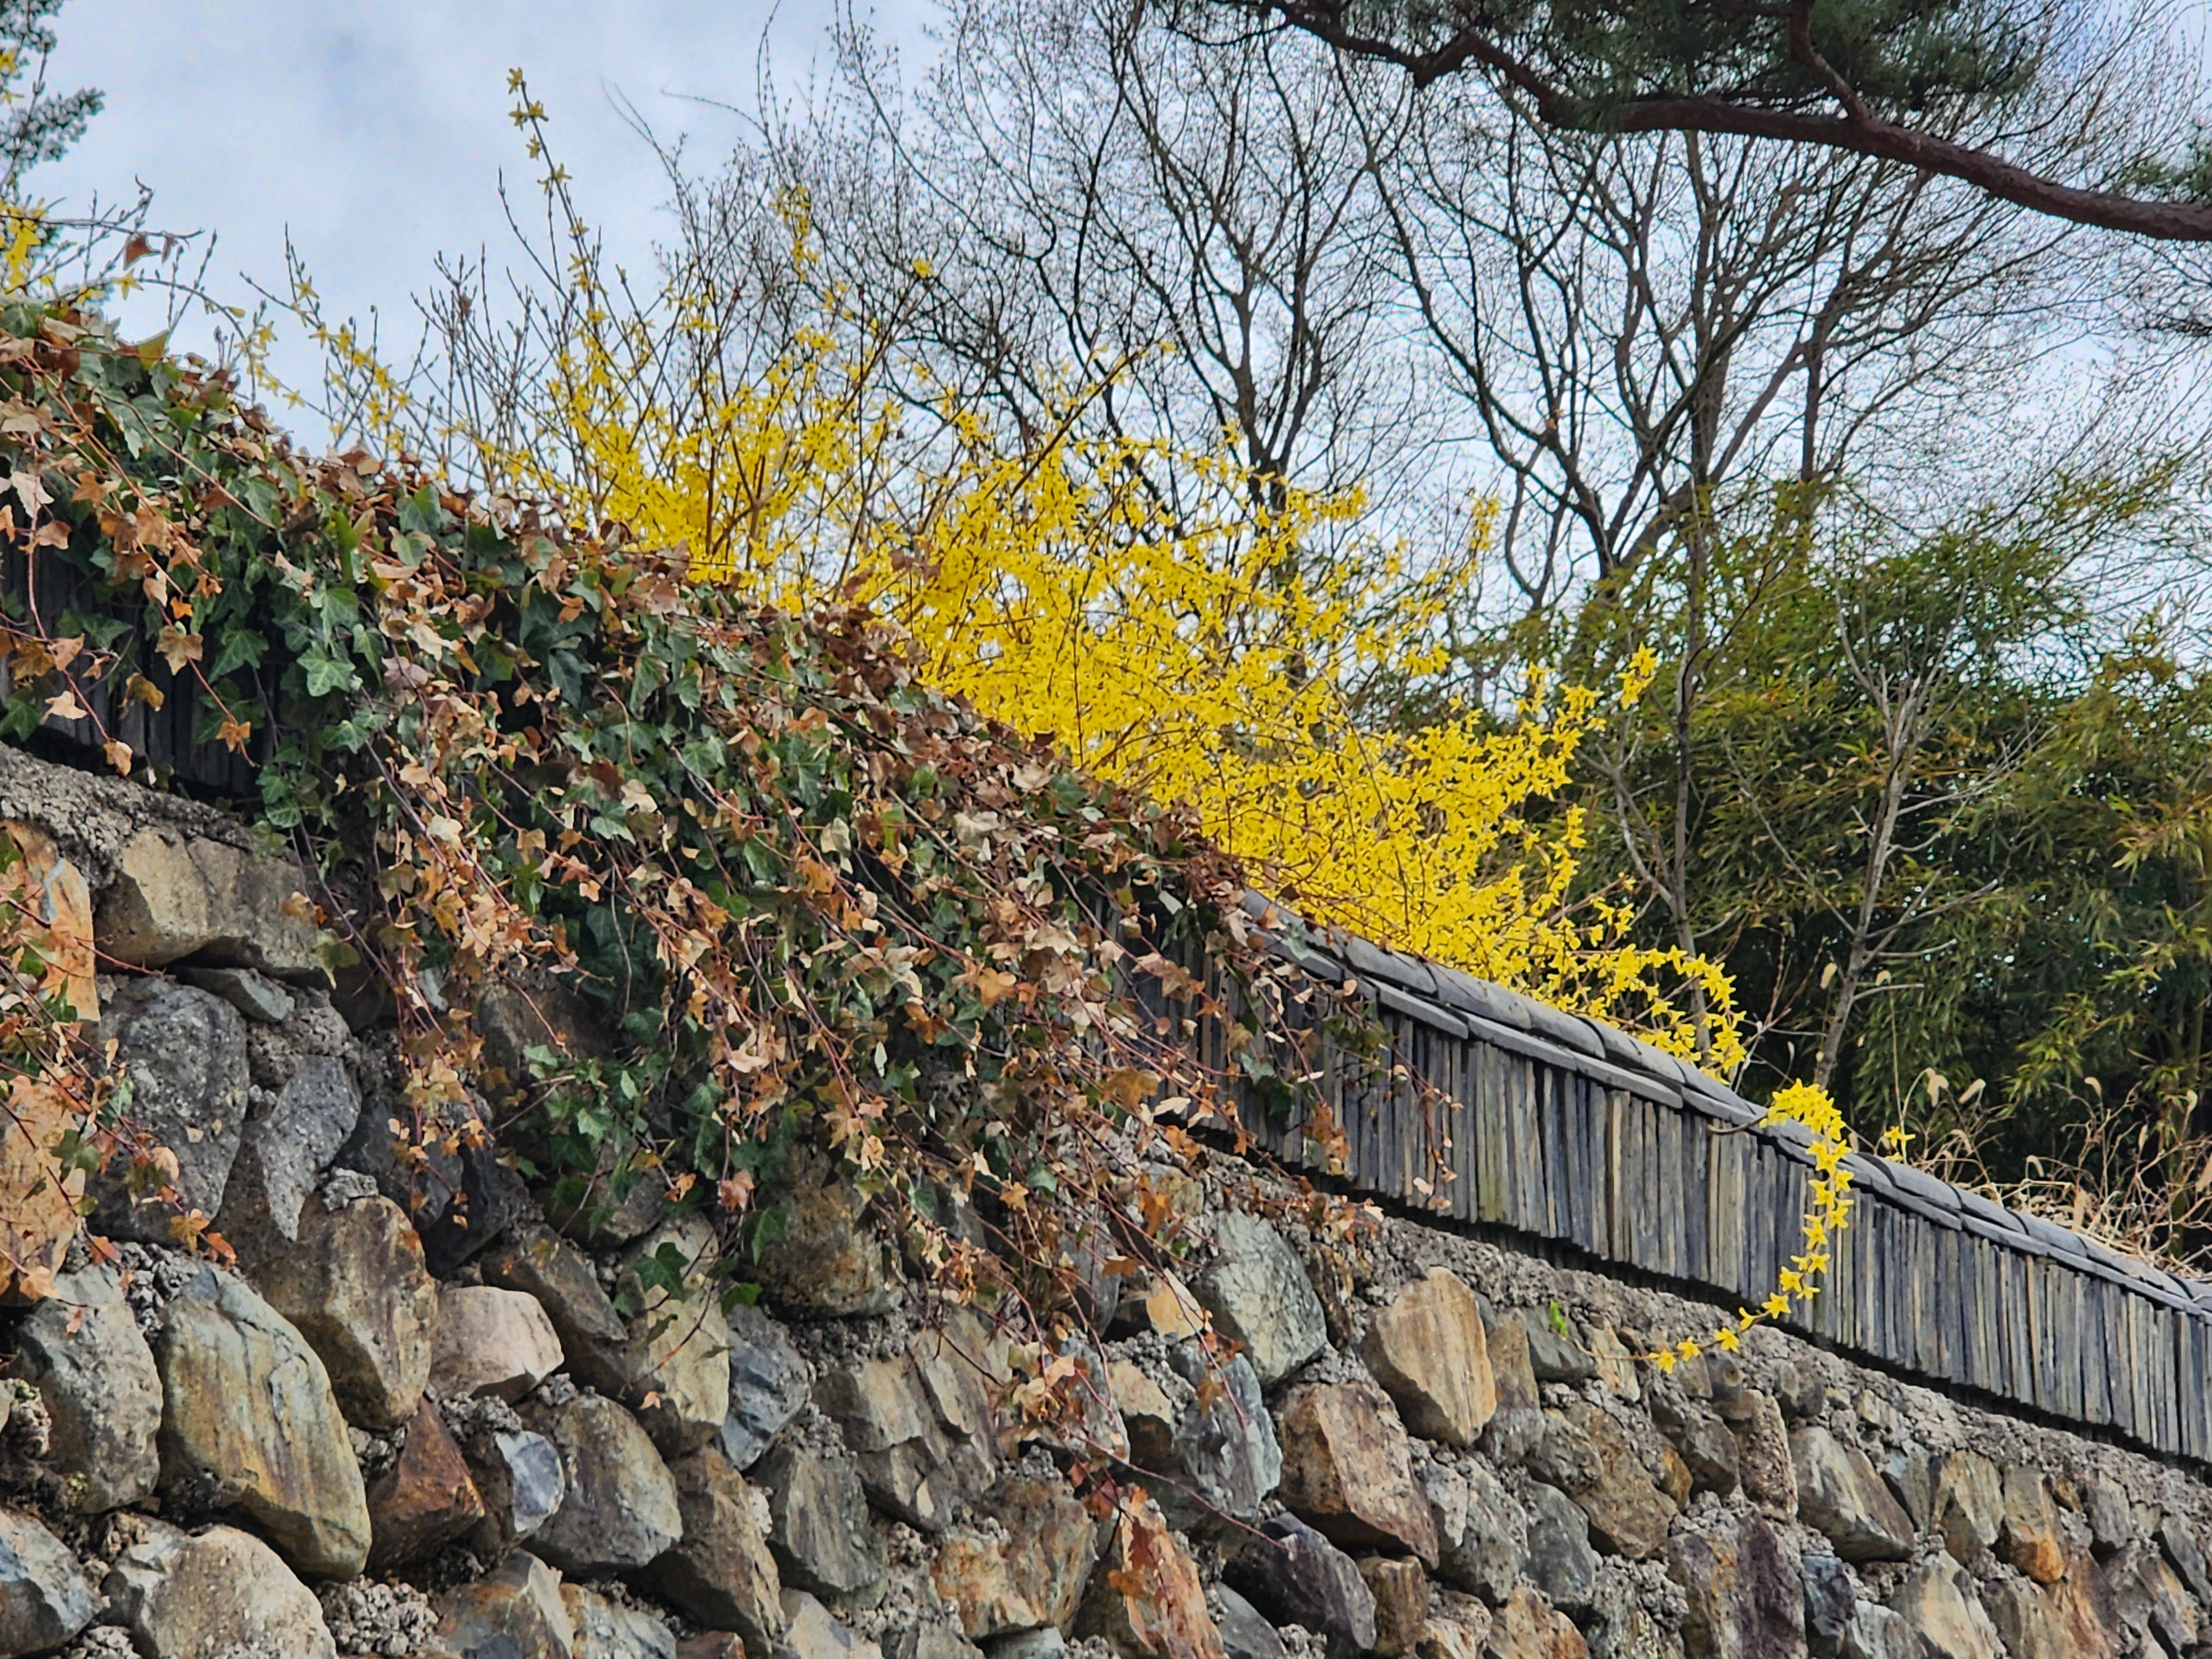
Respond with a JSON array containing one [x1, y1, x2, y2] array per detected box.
[[305, 90, 1746, 1071]]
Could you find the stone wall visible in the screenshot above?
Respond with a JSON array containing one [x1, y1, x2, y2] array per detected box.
[[6, 745, 2212, 1659]]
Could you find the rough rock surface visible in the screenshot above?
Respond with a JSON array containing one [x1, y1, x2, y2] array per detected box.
[[1790, 1427, 1914, 1563], [473, 1431, 569, 1563], [757, 1440, 890, 1605], [2159, 1514, 2212, 1606], [650, 1443, 786, 1655], [626, 1291, 734, 1458], [1527, 1398, 1676, 1562], [484, 1223, 634, 1397], [2080, 1477, 2132, 1556], [815, 1348, 993, 1533], [1929, 1450, 2001, 1564], [1983, 1561, 2119, 1659], [154, 1263, 373, 1577], [0, 1506, 100, 1656], [884, 1625, 985, 1659], [1213, 1587, 1284, 1659], [784, 1590, 886, 1659], [1222, 1515, 1378, 1659], [103, 1520, 338, 1659], [435, 1549, 575, 1659], [1476, 1308, 1544, 1468], [180, 963, 295, 1024], [95, 823, 321, 975], [319, 1577, 442, 1657], [1360, 1270, 1496, 1449], [367, 1397, 487, 1568], [13, 1264, 163, 1511], [1800, 1551, 1854, 1651], [1665, 1515, 1803, 1659], [1731, 1392, 1797, 1522], [1838, 1601, 1929, 1659], [565, 1583, 681, 1659], [1585, 1325, 1640, 1404], [1999, 1466, 2065, 1585], [426, 1135, 535, 1277], [252, 1191, 436, 1432], [717, 1301, 814, 1470], [1521, 1483, 1599, 1611], [1163, 1347, 1281, 1522], [1353, 1557, 1431, 1658], [88, 980, 251, 1240], [1078, 1493, 1226, 1659], [431, 1284, 567, 1404], [1115, 1360, 1176, 1472], [750, 1148, 904, 1316], [912, 1311, 1010, 1458], [330, 1095, 532, 1279], [1428, 1458, 1527, 1605], [520, 1390, 683, 1574], [1524, 1322, 1598, 1385], [929, 1475, 1100, 1639], [1191, 1212, 1328, 1387], [215, 1054, 362, 1262], [1891, 1554, 1999, 1659], [1486, 1584, 1589, 1658], [2109, 1537, 2200, 1655], [1879, 1448, 1933, 1536], [1276, 1381, 1439, 1563], [1418, 1603, 1488, 1659]]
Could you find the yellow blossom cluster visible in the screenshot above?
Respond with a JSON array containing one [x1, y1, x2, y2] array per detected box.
[[283, 82, 1850, 1340], [525, 290, 1741, 1057], [1653, 1079, 1855, 1370], [861, 435, 1746, 1068], [304, 90, 1750, 1067]]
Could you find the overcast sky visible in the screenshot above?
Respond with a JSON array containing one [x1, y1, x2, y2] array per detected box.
[[40, 0, 932, 417]]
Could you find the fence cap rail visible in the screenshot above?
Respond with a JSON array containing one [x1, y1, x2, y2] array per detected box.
[[1245, 886, 2212, 1334]]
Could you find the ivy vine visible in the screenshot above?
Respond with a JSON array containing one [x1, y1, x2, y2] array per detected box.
[[0, 301, 1379, 1344]]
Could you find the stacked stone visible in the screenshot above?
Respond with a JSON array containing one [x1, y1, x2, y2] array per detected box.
[[12, 753, 2212, 1659]]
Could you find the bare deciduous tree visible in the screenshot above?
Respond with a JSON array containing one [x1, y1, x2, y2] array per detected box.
[[757, 0, 1460, 528], [1319, 51, 2171, 1075], [1368, 102, 2117, 611]]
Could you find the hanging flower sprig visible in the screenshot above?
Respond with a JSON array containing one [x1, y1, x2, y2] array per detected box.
[[1653, 1079, 1854, 1371]]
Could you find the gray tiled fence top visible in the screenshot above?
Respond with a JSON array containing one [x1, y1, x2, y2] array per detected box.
[[1228, 894, 2212, 1463]]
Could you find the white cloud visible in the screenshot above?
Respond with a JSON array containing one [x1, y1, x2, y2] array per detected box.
[[41, 0, 933, 419]]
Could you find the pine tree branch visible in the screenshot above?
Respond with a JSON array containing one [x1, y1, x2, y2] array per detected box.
[[1259, 1, 2212, 241]]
